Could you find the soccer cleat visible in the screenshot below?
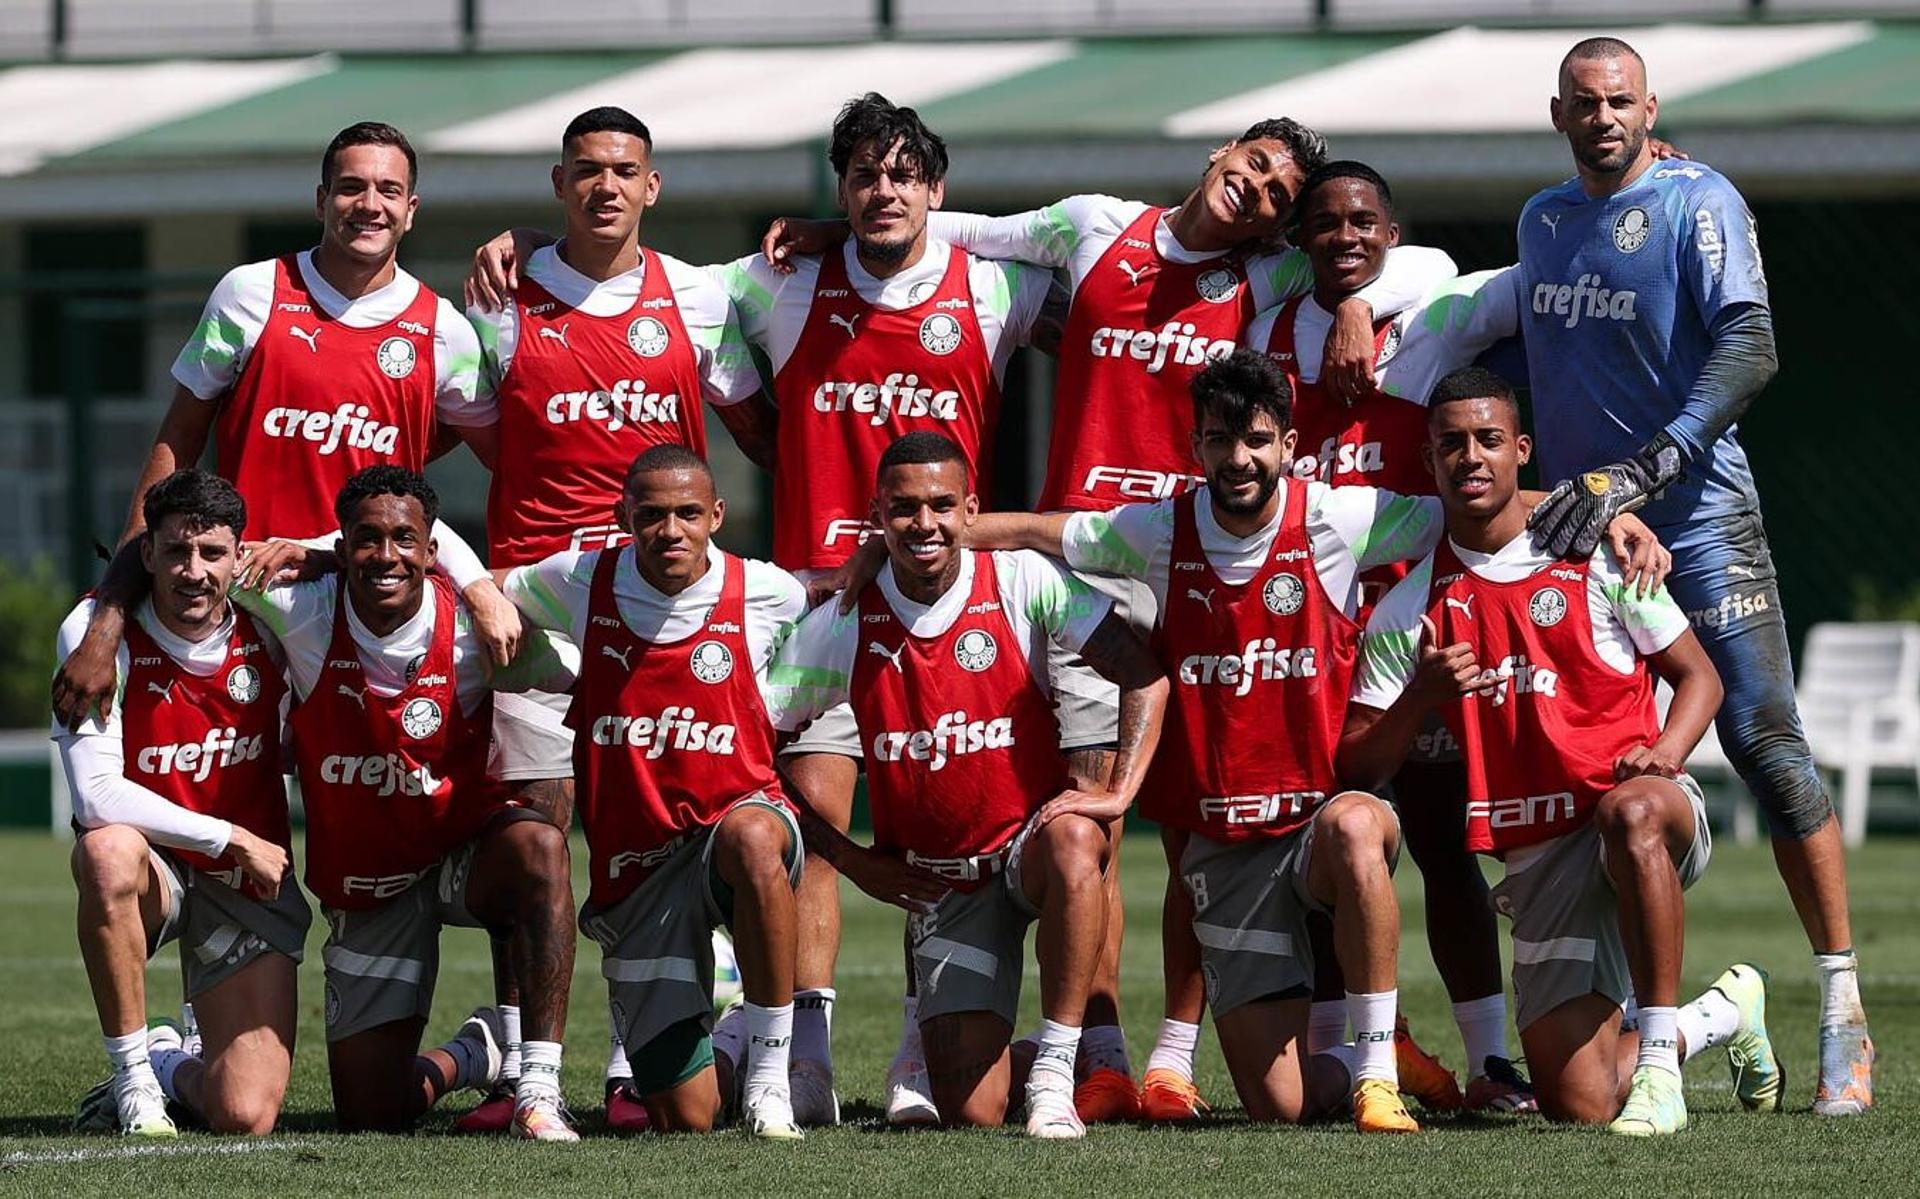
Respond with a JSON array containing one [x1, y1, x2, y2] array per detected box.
[[1712, 964, 1785, 1114], [1464, 1057, 1538, 1114], [1813, 1023, 1875, 1117], [512, 1093, 581, 1142], [454, 1082, 519, 1134], [1025, 1085, 1087, 1140], [604, 1079, 653, 1133], [745, 1090, 805, 1141], [453, 1007, 505, 1093], [1073, 1067, 1142, 1123], [1352, 1077, 1420, 1133], [885, 1057, 940, 1126], [1393, 1015, 1464, 1112], [788, 1058, 840, 1127], [1139, 1068, 1209, 1123], [73, 1078, 119, 1133], [1609, 1066, 1687, 1136]]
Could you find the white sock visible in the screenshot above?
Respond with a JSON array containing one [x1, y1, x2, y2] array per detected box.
[[1030, 1019, 1081, 1093], [792, 988, 835, 1068], [1347, 990, 1397, 1084], [1308, 1001, 1347, 1055], [150, 1045, 192, 1102], [104, 1029, 155, 1088], [1145, 1018, 1200, 1083], [500, 1004, 523, 1085], [1816, 950, 1867, 1029], [1636, 1006, 1681, 1077], [712, 1002, 747, 1073], [1675, 988, 1738, 1065], [744, 1002, 795, 1109], [891, 995, 924, 1069], [604, 1007, 633, 1083], [1453, 994, 1510, 1076], [518, 1040, 564, 1103], [1080, 1023, 1131, 1077]]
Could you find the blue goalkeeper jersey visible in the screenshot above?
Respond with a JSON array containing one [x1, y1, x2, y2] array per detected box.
[[1516, 160, 1770, 528]]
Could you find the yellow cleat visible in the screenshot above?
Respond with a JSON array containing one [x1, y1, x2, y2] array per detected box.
[[1139, 1068, 1209, 1123], [1393, 1015, 1464, 1112], [1073, 1067, 1142, 1124], [1353, 1077, 1421, 1134]]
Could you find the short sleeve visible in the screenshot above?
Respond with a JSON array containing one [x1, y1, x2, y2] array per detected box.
[[1060, 501, 1173, 581], [1590, 545, 1690, 657], [1352, 245, 1458, 319], [762, 603, 858, 732], [744, 559, 810, 671], [502, 550, 594, 639], [1681, 174, 1769, 319], [171, 261, 274, 400], [1247, 247, 1315, 310], [433, 300, 492, 427], [1350, 555, 1435, 711], [1314, 486, 1445, 572], [995, 550, 1113, 655], [706, 254, 784, 350], [467, 300, 515, 408]]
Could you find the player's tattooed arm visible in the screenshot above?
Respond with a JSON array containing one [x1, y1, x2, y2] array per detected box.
[[1619, 629, 1723, 781], [1036, 614, 1168, 827], [775, 759, 947, 911]]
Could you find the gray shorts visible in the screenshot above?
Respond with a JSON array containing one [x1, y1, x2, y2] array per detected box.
[[909, 822, 1041, 1027], [1493, 775, 1712, 1031], [781, 698, 862, 760], [151, 848, 311, 1001], [580, 796, 802, 1055], [1044, 569, 1151, 752], [319, 841, 484, 1042], [489, 688, 573, 782]]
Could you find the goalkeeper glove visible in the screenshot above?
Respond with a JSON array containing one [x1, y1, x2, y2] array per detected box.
[[1528, 433, 1684, 558]]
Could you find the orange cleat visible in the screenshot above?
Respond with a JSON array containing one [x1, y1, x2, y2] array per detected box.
[[1393, 1015, 1463, 1112], [453, 1084, 517, 1134], [1353, 1077, 1421, 1134], [1139, 1068, 1209, 1123], [1073, 1067, 1142, 1123], [605, 1080, 652, 1133]]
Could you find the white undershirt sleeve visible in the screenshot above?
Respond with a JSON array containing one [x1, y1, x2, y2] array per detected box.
[[59, 733, 233, 857]]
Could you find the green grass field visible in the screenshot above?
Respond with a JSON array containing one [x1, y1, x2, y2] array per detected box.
[[1, 828, 1914, 1196]]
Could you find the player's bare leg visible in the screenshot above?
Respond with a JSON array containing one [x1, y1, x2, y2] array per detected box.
[[922, 1014, 1015, 1128], [784, 749, 857, 1124], [169, 955, 298, 1134], [710, 802, 802, 1138], [465, 813, 578, 1140], [1304, 792, 1417, 1133], [1062, 746, 1136, 1122], [1520, 993, 1632, 1124], [1142, 825, 1209, 1122], [1213, 999, 1350, 1122], [1017, 811, 1112, 1138], [70, 825, 176, 1136]]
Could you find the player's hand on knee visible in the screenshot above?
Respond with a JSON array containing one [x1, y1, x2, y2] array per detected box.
[[1613, 743, 1683, 781], [843, 847, 947, 913], [1035, 786, 1130, 828], [227, 827, 289, 899]]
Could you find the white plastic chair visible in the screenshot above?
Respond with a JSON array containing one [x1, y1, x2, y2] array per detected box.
[[1795, 622, 1920, 847]]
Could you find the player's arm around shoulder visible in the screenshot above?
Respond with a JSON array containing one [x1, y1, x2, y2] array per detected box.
[[496, 548, 592, 636], [1316, 480, 1445, 572]]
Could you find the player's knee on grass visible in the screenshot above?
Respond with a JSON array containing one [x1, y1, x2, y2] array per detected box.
[[329, 1027, 430, 1133], [202, 1076, 284, 1136], [71, 824, 151, 907], [1215, 1001, 1313, 1123], [922, 1013, 1012, 1127], [634, 1016, 718, 1132], [1520, 993, 1624, 1125]]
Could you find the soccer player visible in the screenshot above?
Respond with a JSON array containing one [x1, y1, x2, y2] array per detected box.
[[57, 470, 305, 1138], [1248, 160, 1534, 1110], [228, 467, 580, 1138], [1512, 37, 1872, 1112], [1339, 367, 1784, 1134], [764, 431, 1168, 1139], [495, 445, 809, 1138], [52, 120, 518, 732], [466, 95, 1063, 1124], [458, 105, 778, 1133]]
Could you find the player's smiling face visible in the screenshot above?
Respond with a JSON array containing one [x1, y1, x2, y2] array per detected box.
[[617, 466, 722, 595], [1424, 397, 1531, 521], [141, 514, 239, 638], [555, 131, 659, 247], [1553, 55, 1658, 177], [316, 143, 417, 265], [873, 458, 976, 596], [839, 138, 944, 268], [1298, 177, 1398, 299], [1198, 138, 1306, 244], [337, 494, 435, 629], [1193, 406, 1295, 517]]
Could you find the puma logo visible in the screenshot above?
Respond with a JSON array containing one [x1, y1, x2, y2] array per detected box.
[[1445, 595, 1476, 620], [1186, 587, 1215, 613], [336, 684, 367, 711], [146, 680, 177, 704], [828, 313, 860, 340], [1724, 564, 1757, 579], [538, 324, 570, 349], [601, 643, 634, 670], [1116, 259, 1150, 287], [288, 325, 320, 352], [867, 641, 905, 673], [1539, 212, 1561, 238]]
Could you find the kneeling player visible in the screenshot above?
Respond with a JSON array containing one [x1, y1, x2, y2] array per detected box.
[[767, 433, 1167, 1138], [500, 446, 808, 1138], [230, 467, 581, 1138], [1339, 368, 1784, 1134], [57, 471, 307, 1136]]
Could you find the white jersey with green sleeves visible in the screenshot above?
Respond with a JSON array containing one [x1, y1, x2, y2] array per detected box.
[[501, 541, 807, 708], [706, 237, 1050, 378], [1352, 532, 1692, 713], [1244, 266, 1521, 404], [927, 196, 1456, 322], [1059, 478, 1444, 620], [763, 548, 1112, 734], [469, 244, 760, 410]]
